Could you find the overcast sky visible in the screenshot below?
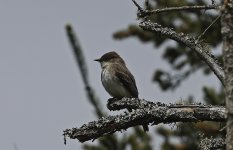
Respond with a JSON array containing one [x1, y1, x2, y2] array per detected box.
[[0, 0, 221, 150]]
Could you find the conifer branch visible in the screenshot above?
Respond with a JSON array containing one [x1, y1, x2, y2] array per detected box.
[[131, 0, 225, 86], [139, 20, 225, 86]]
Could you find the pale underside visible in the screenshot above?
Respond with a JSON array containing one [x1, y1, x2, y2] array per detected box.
[[100, 61, 138, 98], [101, 67, 132, 97]]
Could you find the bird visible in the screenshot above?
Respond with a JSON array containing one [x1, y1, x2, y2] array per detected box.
[[95, 51, 149, 132]]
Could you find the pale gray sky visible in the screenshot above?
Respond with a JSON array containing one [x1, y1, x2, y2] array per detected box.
[[0, 0, 220, 150]]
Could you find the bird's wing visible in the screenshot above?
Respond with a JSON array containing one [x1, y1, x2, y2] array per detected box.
[[114, 64, 138, 98]]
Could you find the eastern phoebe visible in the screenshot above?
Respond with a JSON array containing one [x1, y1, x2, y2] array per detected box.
[[95, 51, 149, 132]]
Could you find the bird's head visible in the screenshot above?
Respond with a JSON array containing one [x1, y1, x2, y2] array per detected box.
[[95, 51, 125, 69]]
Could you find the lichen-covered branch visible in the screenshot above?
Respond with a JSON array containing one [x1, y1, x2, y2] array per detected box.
[[63, 98, 225, 143], [199, 137, 225, 150], [66, 24, 104, 117], [139, 20, 225, 86]]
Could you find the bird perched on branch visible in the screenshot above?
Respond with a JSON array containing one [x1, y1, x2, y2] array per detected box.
[[95, 51, 149, 132]]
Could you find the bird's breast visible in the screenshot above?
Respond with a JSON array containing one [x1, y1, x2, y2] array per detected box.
[[101, 68, 131, 98]]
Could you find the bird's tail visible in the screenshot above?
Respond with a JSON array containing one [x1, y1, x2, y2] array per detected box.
[[127, 108, 149, 132], [143, 124, 149, 132]]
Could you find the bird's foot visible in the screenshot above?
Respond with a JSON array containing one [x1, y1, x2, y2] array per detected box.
[[108, 97, 120, 103]]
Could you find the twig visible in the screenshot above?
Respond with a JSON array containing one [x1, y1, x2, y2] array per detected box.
[[139, 20, 225, 86], [132, 0, 219, 18], [199, 137, 225, 149], [145, 0, 149, 9], [148, 5, 218, 14], [197, 15, 221, 42], [132, 0, 143, 11], [65, 24, 104, 117], [63, 98, 225, 143]]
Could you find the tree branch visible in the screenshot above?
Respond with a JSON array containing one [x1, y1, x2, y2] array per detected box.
[[132, 0, 219, 18], [63, 98, 225, 143], [65, 24, 104, 117], [139, 20, 225, 86]]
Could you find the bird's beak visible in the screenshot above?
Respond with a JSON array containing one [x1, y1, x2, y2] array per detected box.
[[94, 58, 101, 62]]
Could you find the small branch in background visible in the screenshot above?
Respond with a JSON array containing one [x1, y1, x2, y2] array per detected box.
[[132, 0, 219, 18], [199, 137, 225, 149], [139, 20, 225, 86], [13, 143, 19, 150], [65, 24, 104, 117], [63, 98, 225, 143], [197, 15, 221, 42]]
